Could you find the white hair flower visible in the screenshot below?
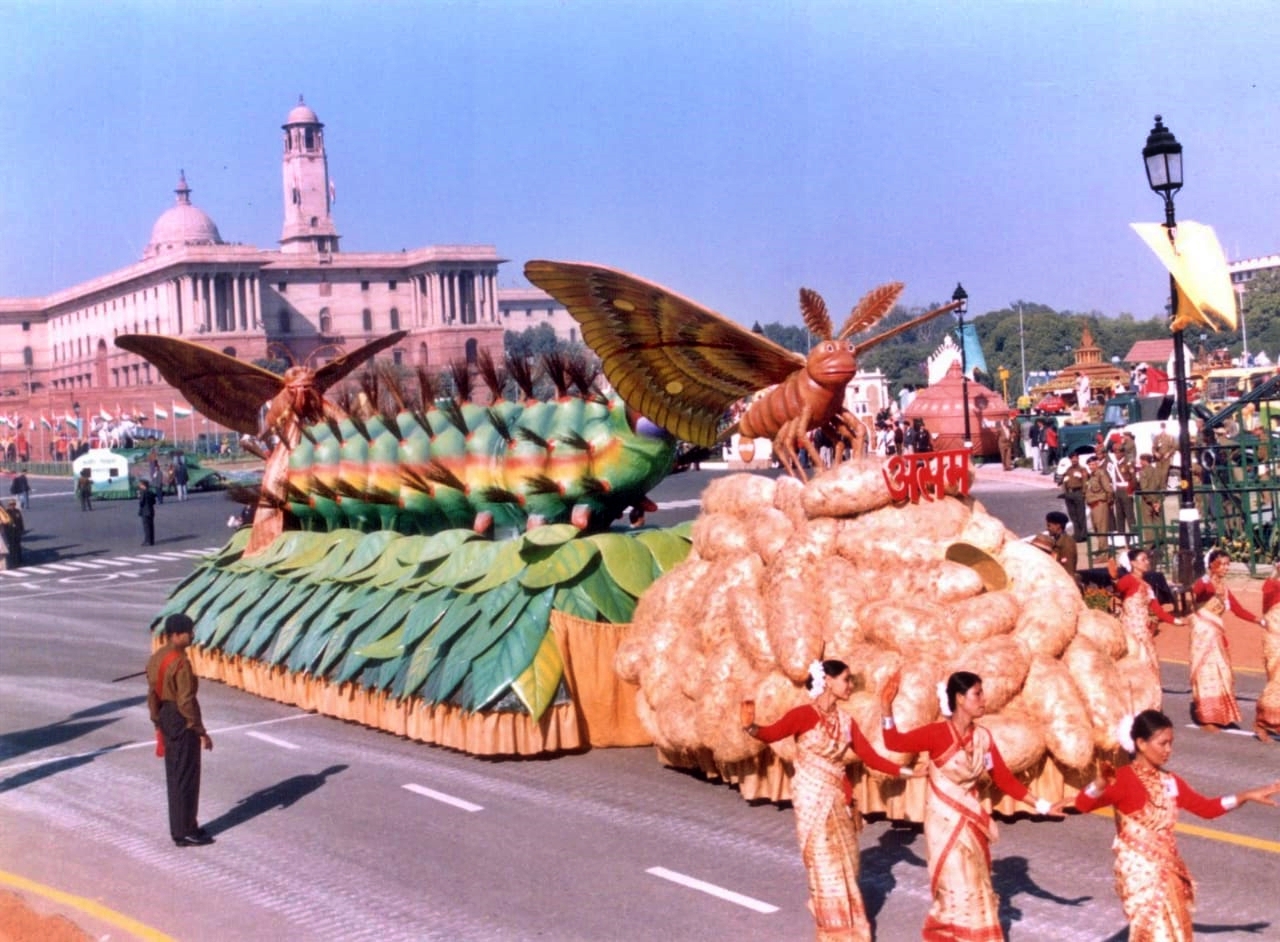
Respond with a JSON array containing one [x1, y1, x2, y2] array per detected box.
[[936, 680, 952, 717], [1115, 714, 1136, 754], [808, 660, 826, 699]]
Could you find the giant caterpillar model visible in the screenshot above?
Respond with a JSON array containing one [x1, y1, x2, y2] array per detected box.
[[114, 334, 676, 549]]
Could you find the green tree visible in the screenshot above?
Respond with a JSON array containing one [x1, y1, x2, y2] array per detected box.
[[1241, 269, 1280, 359], [505, 323, 573, 358]]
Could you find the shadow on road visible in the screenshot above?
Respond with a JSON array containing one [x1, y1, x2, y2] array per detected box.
[[861, 823, 926, 920], [0, 695, 145, 761], [203, 764, 349, 837], [993, 855, 1090, 936]]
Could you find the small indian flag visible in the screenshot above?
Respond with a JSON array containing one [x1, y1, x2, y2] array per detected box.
[[154, 403, 169, 420], [63, 413, 78, 429], [173, 402, 193, 418], [99, 406, 112, 421], [40, 415, 53, 430], [0, 415, 9, 427]]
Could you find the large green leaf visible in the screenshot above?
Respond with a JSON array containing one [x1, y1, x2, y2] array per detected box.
[[552, 586, 599, 622], [284, 584, 347, 672], [589, 533, 655, 598], [575, 564, 636, 624], [416, 528, 483, 565], [242, 590, 313, 661], [510, 629, 565, 721], [271, 583, 343, 667], [668, 519, 693, 540], [260, 531, 342, 573], [519, 540, 600, 589], [395, 628, 441, 699], [332, 595, 419, 684], [460, 587, 555, 712], [459, 541, 527, 593], [414, 594, 485, 700], [313, 588, 382, 676], [426, 540, 499, 588], [229, 579, 310, 657], [425, 585, 531, 705], [331, 531, 400, 581], [354, 625, 408, 659], [398, 590, 455, 650], [521, 523, 579, 548], [206, 528, 251, 564], [633, 529, 693, 574]]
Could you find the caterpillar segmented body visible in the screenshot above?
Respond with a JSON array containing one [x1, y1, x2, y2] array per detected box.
[[284, 393, 675, 534]]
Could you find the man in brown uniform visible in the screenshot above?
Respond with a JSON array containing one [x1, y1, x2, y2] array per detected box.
[[1083, 453, 1114, 556], [1152, 421, 1177, 481], [147, 613, 214, 846], [1060, 453, 1090, 543], [1137, 452, 1167, 545], [1045, 511, 1078, 579]]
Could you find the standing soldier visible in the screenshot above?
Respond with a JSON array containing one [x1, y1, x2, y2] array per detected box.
[[997, 414, 1014, 471], [1137, 453, 1167, 545], [1029, 420, 1044, 474], [1152, 421, 1177, 481], [1045, 511, 1078, 580], [1060, 453, 1090, 542], [1084, 453, 1114, 556], [146, 614, 214, 846], [138, 479, 157, 546], [1107, 441, 1137, 538]]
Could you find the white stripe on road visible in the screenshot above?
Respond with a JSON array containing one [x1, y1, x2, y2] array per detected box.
[[0, 569, 39, 577], [1183, 724, 1254, 737], [38, 564, 82, 572], [402, 783, 483, 812], [657, 499, 702, 509], [157, 552, 197, 560], [111, 557, 151, 564], [645, 867, 779, 913], [245, 731, 301, 750], [60, 561, 106, 569]]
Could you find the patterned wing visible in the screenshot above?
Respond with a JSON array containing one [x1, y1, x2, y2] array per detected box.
[[524, 261, 803, 446], [114, 335, 283, 434], [314, 330, 408, 390]]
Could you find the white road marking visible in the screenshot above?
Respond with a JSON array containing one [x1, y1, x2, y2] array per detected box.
[[402, 783, 483, 812], [60, 561, 106, 569], [157, 552, 197, 560], [1183, 724, 1253, 737], [645, 867, 779, 913], [39, 563, 81, 572], [657, 499, 702, 509], [0, 569, 37, 577], [245, 731, 301, 750]]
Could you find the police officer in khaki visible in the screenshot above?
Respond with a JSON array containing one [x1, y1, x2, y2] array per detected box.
[[147, 613, 214, 846], [1083, 453, 1114, 556], [1060, 453, 1090, 543]]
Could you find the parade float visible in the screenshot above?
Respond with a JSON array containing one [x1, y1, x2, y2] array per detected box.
[[122, 260, 1171, 816]]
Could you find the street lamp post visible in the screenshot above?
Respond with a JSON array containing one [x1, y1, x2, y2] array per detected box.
[[1143, 114, 1200, 589], [1017, 302, 1028, 398], [953, 283, 971, 451]]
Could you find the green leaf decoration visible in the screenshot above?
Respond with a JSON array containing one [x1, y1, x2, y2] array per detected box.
[[668, 519, 693, 540], [426, 585, 531, 705], [207, 528, 251, 563], [398, 590, 455, 650], [589, 532, 654, 599], [232, 581, 310, 658], [331, 531, 400, 581], [389, 535, 431, 566], [575, 564, 636, 624], [520, 539, 600, 589], [415, 595, 485, 700], [459, 541, 526, 593], [354, 625, 408, 659], [510, 629, 565, 720], [552, 585, 600, 622], [634, 529, 693, 574], [461, 586, 555, 712], [521, 523, 580, 548], [314, 587, 386, 676], [426, 540, 499, 588], [276, 584, 344, 668], [416, 528, 484, 565], [258, 532, 337, 572], [395, 629, 441, 699]]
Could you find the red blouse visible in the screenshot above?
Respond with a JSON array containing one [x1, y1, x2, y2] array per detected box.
[[1073, 764, 1228, 819], [1114, 573, 1177, 624], [1192, 578, 1259, 622], [882, 720, 1030, 802], [755, 705, 903, 778], [1262, 577, 1280, 616]]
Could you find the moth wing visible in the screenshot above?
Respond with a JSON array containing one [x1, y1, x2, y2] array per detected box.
[[114, 335, 282, 434], [524, 260, 803, 446], [314, 330, 409, 390]]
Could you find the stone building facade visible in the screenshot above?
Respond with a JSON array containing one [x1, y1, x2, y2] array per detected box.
[[0, 98, 505, 428]]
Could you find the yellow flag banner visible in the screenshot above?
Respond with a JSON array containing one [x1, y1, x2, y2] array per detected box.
[[1131, 220, 1237, 333]]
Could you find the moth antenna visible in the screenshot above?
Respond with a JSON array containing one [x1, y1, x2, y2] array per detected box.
[[836, 282, 905, 340], [476, 349, 509, 401], [449, 360, 474, 403], [799, 288, 833, 341], [541, 351, 571, 397], [506, 355, 537, 400], [486, 407, 513, 443], [438, 398, 468, 433]]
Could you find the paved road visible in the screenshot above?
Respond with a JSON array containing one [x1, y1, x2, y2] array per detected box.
[[2, 471, 1279, 940]]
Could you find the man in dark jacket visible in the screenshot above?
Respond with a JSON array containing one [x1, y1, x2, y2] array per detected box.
[[138, 479, 157, 546]]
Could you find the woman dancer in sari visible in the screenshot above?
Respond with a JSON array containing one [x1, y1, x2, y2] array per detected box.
[[746, 659, 912, 941], [1112, 548, 1184, 675], [1075, 710, 1280, 940], [879, 671, 1055, 941], [1189, 549, 1264, 730], [1255, 563, 1280, 741]]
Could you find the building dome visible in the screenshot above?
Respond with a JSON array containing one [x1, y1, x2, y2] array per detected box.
[[284, 95, 319, 126], [143, 172, 223, 259]]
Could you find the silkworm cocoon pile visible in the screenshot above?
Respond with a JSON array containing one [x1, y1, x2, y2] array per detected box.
[[619, 459, 1152, 776]]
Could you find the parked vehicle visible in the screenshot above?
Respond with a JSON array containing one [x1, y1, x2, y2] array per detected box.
[[113, 446, 225, 495], [1033, 393, 1068, 415]]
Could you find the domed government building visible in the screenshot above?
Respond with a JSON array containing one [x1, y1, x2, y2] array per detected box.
[[0, 97, 552, 446]]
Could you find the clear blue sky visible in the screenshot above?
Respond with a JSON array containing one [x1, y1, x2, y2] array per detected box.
[[2, 0, 1277, 329]]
